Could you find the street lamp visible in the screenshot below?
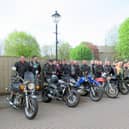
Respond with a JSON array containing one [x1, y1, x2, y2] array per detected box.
[[52, 10, 61, 61]]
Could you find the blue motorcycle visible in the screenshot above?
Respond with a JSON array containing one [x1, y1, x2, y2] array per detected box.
[[69, 74, 103, 102]]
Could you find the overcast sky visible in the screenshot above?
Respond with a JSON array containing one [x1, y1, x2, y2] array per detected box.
[[0, 0, 129, 47]]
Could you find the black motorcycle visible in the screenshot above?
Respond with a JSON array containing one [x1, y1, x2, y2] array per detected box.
[[6, 67, 38, 120], [42, 75, 80, 107], [123, 76, 129, 90], [117, 75, 129, 95]]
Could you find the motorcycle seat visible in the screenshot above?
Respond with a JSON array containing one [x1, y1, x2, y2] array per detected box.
[[95, 77, 106, 82]]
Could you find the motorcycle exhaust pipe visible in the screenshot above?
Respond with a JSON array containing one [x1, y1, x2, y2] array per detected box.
[[48, 94, 54, 99], [31, 95, 37, 99], [7, 98, 17, 109]]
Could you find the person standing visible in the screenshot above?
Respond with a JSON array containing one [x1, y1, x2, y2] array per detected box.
[[104, 61, 115, 75], [90, 60, 95, 75], [81, 60, 90, 76], [123, 62, 129, 79], [42, 60, 54, 82], [55, 60, 62, 79], [115, 61, 123, 78], [29, 56, 41, 76], [62, 60, 71, 76], [94, 60, 104, 78]]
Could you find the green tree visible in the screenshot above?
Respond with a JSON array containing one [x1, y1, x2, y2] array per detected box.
[[70, 43, 93, 60], [116, 18, 129, 59], [58, 42, 71, 60], [4, 31, 41, 57]]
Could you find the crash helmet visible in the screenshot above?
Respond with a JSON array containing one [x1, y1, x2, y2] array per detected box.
[[51, 75, 58, 83]]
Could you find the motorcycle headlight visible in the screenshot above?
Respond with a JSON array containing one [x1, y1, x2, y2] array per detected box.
[[19, 84, 25, 91], [35, 85, 41, 90], [70, 79, 76, 84], [107, 76, 111, 80], [28, 83, 35, 90]]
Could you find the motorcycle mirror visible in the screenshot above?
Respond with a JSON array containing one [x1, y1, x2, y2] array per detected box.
[[102, 72, 106, 77], [12, 66, 16, 71], [36, 70, 39, 74]]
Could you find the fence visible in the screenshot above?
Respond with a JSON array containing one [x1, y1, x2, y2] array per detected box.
[[0, 56, 46, 94]]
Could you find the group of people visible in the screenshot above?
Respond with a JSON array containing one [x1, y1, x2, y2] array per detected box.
[[43, 60, 129, 81], [14, 56, 41, 78], [14, 56, 129, 82]]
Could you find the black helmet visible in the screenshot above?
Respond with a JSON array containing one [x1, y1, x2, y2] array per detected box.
[[51, 75, 58, 83]]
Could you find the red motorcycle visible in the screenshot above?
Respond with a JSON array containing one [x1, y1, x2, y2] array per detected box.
[[95, 73, 119, 98]]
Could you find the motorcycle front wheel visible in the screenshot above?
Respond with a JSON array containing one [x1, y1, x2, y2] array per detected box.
[[90, 86, 103, 102], [64, 89, 80, 108], [105, 83, 119, 98], [125, 80, 129, 89], [24, 97, 38, 120], [119, 82, 129, 95], [42, 90, 52, 103]]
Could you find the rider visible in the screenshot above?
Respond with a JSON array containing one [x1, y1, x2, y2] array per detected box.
[[14, 56, 29, 78], [9, 56, 29, 104]]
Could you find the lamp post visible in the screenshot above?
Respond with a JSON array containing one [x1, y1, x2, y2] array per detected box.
[[52, 10, 61, 61]]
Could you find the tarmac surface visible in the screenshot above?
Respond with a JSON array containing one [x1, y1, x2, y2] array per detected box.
[[0, 94, 129, 129]]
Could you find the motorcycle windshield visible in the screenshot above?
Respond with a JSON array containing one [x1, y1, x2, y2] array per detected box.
[[24, 71, 35, 82]]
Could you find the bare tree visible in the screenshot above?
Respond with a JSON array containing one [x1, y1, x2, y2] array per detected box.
[[41, 45, 55, 59]]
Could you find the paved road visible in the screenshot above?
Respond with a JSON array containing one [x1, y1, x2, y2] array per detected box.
[[0, 94, 129, 129]]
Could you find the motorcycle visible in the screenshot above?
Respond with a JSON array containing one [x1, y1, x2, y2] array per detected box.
[[124, 76, 129, 89], [6, 67, 38, 120], [69, 74, 103, 102], [42, 74, 80, 107], [116, 75, 129, 95], [95, 73, 119, 98]]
